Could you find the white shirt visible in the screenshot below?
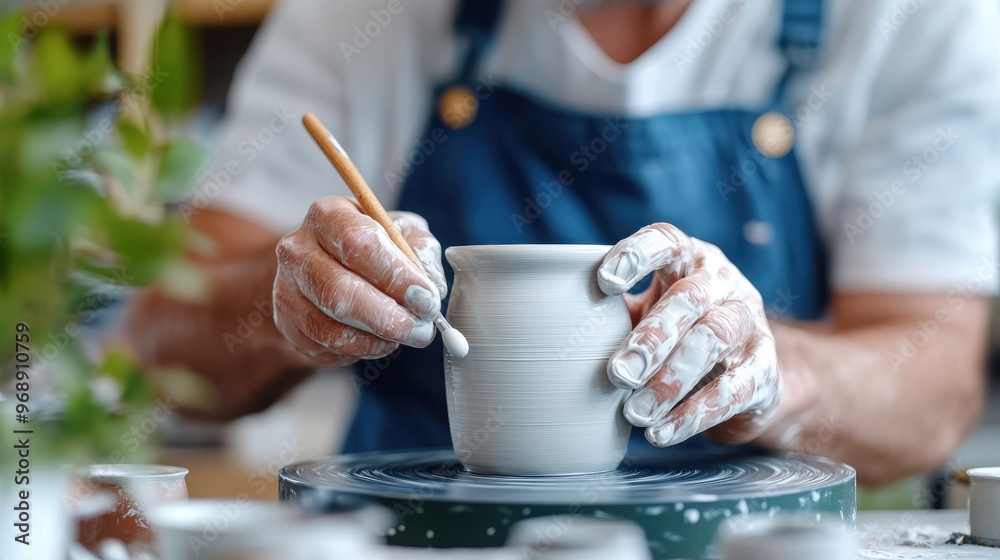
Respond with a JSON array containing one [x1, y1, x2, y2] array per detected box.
[[204, 0, 1000, 295]]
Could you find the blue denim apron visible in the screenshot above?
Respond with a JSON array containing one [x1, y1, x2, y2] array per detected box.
[[343, 0, 828, 454]]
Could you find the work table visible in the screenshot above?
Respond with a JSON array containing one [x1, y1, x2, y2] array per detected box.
[[858, 510, 1000, 559]]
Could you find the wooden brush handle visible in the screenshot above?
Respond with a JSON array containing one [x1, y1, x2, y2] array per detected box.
[[302, 113, 421, 266]]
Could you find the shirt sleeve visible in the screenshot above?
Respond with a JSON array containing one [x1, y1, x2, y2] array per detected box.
[[194, 0, 350, 234], [827, 0, 1000, 295], [194, 0, 451, 234]]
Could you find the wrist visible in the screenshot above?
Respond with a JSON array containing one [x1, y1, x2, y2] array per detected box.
[[755, 323, 821, 451]]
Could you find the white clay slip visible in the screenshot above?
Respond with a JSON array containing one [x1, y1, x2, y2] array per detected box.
[[444, 245, 633, 476]]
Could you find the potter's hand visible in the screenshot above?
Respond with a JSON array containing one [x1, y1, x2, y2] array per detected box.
[[273, 196, 447, 364], [599, 223, 780, 447]]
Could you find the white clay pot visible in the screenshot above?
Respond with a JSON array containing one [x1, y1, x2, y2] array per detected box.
[[444, 245, 633, 476], [716, 515, 856, 560], [506, 516, 651, 560], [150, 499, 376, 560], [968, 466, 1000, 547]]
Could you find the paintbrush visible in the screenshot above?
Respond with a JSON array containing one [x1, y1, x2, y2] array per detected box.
[[302, 113, 469, 358]]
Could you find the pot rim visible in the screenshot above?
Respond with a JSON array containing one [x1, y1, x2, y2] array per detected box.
[[79, 464, 189, 482], [445, 244, 613, 271]]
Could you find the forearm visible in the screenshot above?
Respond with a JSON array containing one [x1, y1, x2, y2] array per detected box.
[[759, 300, 988, 486], [122, 242, 314, 420]]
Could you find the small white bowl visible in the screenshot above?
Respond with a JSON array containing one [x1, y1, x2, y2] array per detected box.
[[716, 515, 856, 560], [968, 466, 1000, 547], [149, 499, 375, 560], [506, 516, 651, 560]]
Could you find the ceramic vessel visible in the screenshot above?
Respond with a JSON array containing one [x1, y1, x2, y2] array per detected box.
[[150, 499, 376, 560], [968, 466, 1000, 546], [716, 515, 856, 560], [75, 464, 189, 555], [444, 245, 633, 476], [0, 468, 72, 560], [506, 516, 651, 560]]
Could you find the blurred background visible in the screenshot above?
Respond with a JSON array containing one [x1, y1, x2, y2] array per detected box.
[[1, 0, 998, 511]]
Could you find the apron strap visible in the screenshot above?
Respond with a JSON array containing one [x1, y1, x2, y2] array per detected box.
[[453, 0, 504, 35], [452, 0, 504, 85], [773, 0, 825, 106], [779, 0, 825, 70]]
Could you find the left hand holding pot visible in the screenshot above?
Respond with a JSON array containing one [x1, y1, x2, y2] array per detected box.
[[598, 223, 781, 447]]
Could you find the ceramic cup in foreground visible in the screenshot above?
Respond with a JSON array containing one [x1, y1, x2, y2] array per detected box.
[[716, 515, 856, 560], [75, 464, 188, 554], [444, 245, 633, 476], [968, 466, 1000, 547], [150, 500, 378, 560]]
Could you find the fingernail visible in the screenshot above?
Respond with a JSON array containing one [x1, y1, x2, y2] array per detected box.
[[624, 388, 661, 426], [610, 351, 646, 388], [404, 285, 440, 320], [405, 320, 435, 347], [598, 250, 639, 292], [647, 422, 676, 447]]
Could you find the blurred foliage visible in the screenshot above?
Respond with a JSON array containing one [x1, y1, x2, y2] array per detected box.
[[0, 10, 207, 467]]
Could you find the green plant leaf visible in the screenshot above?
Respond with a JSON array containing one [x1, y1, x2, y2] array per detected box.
[[117, 119, 151, 160], [101, 350, 153, 405], [34, 27, 85, 108], [83, 32, 117, 94], [92, 148, 135, 191], [99, 208, 188, 285], [155, 139, 209, 202], [0, 11, 25, 84], [149, 15, 201, 117]]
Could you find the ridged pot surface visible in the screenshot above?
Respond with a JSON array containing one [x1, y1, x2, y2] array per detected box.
[[445, 245, 633, 476]]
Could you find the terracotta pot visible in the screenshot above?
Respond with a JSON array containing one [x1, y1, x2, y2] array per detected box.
[[75, 464, 188, 555]]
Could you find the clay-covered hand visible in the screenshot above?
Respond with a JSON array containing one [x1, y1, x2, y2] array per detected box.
[[598, 223, 780, 447], [273, 196, 448, 365]]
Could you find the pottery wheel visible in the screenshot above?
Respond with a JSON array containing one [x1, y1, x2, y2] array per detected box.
[[279, 448, 856, 559]]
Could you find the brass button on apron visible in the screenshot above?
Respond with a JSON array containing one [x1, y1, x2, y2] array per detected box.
[[439, 85, 478, 129], [752, 111, 795, 158]]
